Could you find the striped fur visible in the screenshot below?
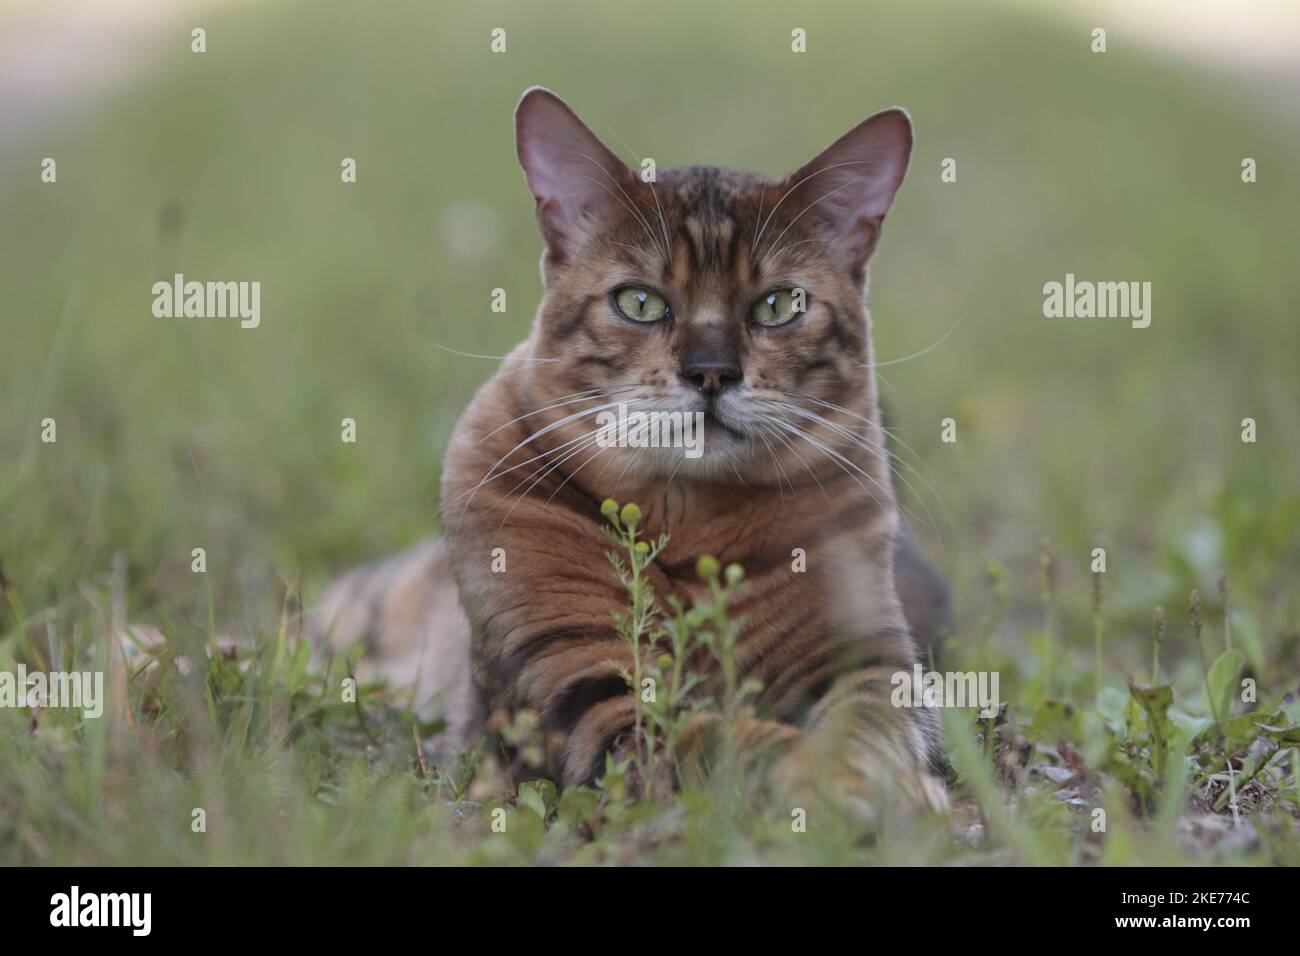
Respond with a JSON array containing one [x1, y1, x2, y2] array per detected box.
[[314, 88, 949, 810]]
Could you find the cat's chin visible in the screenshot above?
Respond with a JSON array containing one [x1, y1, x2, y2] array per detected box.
[[605, 429, 759, 484]]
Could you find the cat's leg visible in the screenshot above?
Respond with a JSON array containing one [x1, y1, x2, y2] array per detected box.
[[444, 511, 653, 788], [666, 660, 947, 816], [776, 659, 949, 821]]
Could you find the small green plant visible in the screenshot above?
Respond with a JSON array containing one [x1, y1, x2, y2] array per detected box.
[[1091, 567, 1105, 699], [1150, 605, 1165, 684], [598, 499, 757, 799], [1038, 540, 1056, 698], [599, 498, 666, 787], [1218, 572, 1233, 652]]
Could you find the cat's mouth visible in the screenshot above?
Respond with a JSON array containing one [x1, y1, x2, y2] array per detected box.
[[703, 407, 746, 441]]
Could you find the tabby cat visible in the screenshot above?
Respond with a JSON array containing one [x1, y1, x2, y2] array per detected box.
[[313, 87, 949, 811]]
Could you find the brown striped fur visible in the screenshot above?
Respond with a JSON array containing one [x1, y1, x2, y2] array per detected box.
[[313, 88, 949, 811]]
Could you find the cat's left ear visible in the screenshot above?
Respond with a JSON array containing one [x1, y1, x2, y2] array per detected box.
[[778, 107, 912, 274]]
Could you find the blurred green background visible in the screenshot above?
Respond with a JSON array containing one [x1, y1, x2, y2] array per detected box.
[[2, 0, 1297, 681]]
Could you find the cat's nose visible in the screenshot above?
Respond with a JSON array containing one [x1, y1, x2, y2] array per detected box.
[[679, 359, 742, 396]]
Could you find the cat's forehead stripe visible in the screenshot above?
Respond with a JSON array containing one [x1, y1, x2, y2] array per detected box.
[[668, 215, 746, 325], [607, 165, 802, 306], [672, 210, 745, 285]]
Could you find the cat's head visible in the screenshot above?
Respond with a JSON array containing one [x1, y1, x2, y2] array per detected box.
[[512, 87, 911, 486]]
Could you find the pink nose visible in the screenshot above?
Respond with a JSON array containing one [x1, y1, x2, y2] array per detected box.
[[680, 360, 742, 395]]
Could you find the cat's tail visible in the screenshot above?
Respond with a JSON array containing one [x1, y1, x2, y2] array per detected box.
[[893, 524, 951, 664], [306, 538, 485, 753]]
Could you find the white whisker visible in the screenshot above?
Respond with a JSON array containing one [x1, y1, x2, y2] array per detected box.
[[751, 159, 874, 257], [456, 397, 641, 512], [430, 341, 559, 364], [861, 316, 964, 370], [570, 148, 668, 261], [761, 398, 948, 532], [780, 390, 946, 510], [481, 386, 634, 443], [761, 410, 933, 536], [606, 127, 673, 263], [760, 180, 855, 263]]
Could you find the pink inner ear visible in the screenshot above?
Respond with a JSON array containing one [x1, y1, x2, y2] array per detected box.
[[515, 90, 636, 244], [519, 129, 598, 208], [786, 109, 913, 240]]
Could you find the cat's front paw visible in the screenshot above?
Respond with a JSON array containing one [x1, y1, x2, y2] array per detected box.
[[772, 732, 949, 828]]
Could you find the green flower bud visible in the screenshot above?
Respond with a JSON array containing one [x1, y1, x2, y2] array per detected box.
[[620, 502, 642, 527], [695, 554, 720, 580], [724, 563, 744, 586], [600, 498, 619, 520], [634, 540, 650, 556], [657, 654, 673, 671]]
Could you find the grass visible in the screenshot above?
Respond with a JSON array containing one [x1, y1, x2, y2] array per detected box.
[[1, 0, 1298, 864]]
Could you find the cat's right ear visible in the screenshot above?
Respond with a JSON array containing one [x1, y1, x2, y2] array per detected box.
[[515, 87, 636, 275], [777, 107, 913, 278]]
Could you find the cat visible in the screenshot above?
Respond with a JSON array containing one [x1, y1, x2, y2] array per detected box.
[[311, 87, 950, 812]]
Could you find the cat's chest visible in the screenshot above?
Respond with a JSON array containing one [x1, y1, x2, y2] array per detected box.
[[650, 508, 893, 633], [598, 473, 900, 635]]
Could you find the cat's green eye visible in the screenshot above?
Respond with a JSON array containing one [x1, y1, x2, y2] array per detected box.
[[614, 287, 670, 323], [751, 288, 803, 327]]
